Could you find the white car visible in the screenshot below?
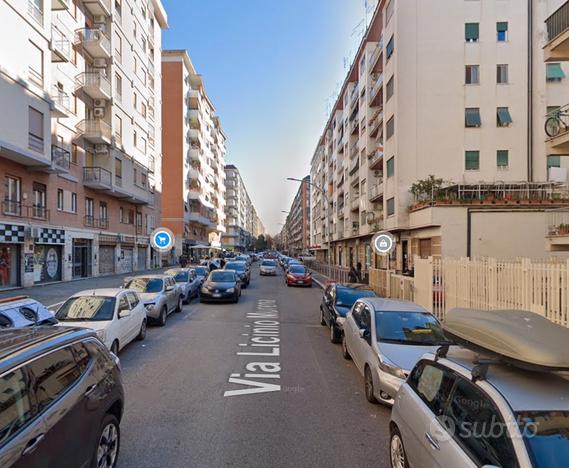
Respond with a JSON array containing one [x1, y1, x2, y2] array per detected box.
[[55, 288, 147, 355], [260, 259, 278, 276]]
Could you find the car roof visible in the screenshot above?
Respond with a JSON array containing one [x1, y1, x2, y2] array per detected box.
[[71, 288, 125, 298], [361, 297, 428, 313], [0, 296, 40, 310], [335, 283, 375, 291], [126, 274, 170, 280], [434, 347, 569, 412]]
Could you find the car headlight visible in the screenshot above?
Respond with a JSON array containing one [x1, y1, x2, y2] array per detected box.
[[378, 356, 407, 379], [96, 329, 106, 342], [145, 303, 155, 312], [227, 288, 235, 293]]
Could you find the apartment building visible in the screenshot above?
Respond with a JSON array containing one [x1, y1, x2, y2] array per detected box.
[[282, 176, 310, 255], [310, 0, 569, 274], [223, 164, 264, 251], [0, 0, 166, 290], [161, 50, 226, 259]]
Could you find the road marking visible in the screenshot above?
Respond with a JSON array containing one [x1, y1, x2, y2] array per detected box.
[[224, 299, 281, 397]]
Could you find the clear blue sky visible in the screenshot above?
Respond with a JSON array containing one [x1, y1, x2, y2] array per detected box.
[[162, 0, 369, 235]]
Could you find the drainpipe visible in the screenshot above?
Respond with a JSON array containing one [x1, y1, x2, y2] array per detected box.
[[527, 0, 533, 181]]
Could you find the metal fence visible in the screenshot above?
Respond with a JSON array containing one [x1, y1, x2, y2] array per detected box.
[[305, 260, 350, 284]]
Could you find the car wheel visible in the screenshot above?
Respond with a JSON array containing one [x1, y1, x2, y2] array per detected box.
[[91, 413, 120, 468], [330, 323, 341, 344], [320, 308, 326, 326], [342, 334, 351, 360], [136, 319, 146, 341], [390, 426, 409, 468], [365, 365, 378, 404], [110, 340, 119, 356], [175, 296, 183, 313], [183, 293, 190, 305], [234, 293, 239, 303], [158, 306, 167, 326]]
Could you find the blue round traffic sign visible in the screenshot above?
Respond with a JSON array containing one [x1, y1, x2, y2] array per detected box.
[[150, 228, 175, 252]]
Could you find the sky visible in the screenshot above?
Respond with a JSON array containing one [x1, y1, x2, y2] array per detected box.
[[162, 0, 370, 235]]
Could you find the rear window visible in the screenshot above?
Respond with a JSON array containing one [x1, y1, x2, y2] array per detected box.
[[261, 260, 276, 266], [289, 265, 307, 274], [225, 263, 245, 272], [335, 288, 376, 307], [210, 271, 236, 282], [195, 267, 207, 275], [169, 271, 189, 282]]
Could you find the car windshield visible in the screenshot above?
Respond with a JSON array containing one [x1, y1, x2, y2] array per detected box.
[[335, 288, 376, 307], [236, 257, 248, 262], [195, 267, 207, 276], [125, 278, 164, 293], [375, 311, 449, 345], [225, 263, 245, 272], [289, 265, 306, 274], [166, 271, 189, 282], [517, 411, 569, 468], [261, 260, 276, 266], [210, 271, 236, 282], [56, 296, 116, 322]]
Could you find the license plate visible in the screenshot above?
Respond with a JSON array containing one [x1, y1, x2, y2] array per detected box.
[[213, 293, 222, 298], [297, 281, 304, 284]]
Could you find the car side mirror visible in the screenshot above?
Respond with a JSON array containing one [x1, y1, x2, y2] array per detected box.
[[118, 309, 130, 318], [358, 328, 370, 340], [165, 285, 174, 292]]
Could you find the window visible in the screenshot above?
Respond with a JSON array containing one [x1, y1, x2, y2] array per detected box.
[[0, 368, 35, 446], [386, 76, 394, 101], [547, 155, 561, 169], [28, 107, 44, 153], [114, 33, 122, 63], [386, 36, 395, 60], [115, 115, 122, 144], [115, 73, 122, 101], [114, 0, 122, 19], [387, 197, 395, 216], [133, 91, 138, 110], [115, 158, 122, 179], [408, 362, 455, 416], [71, 143, 78, 164], [385, 0, 394, 25], [140, 137, 147, 154], [100, 202, 108, 222], [465, 65, 479, 85], [71, 192, 77, 213], [387, 157, 395, 177], [386, 116, 395, 139], [547, 63, 565, 82], [119, 207, 124, 223], [141, 102, 147, 117], [497, 107, 512, 127], [465, 23, 479, 42], [28, 347, 82, 411], [133, 130, 137, 147], [85, 197, 94, 217], [497, 22, 508, 42], [28, 0, 43, 25], [118, 295, 129, 312], [497, 150, 509, 169], [465, 151, 480, 171], [57, 189, 64, 210], [28, 41, 44, 87], [32, 182, 46, 218], [5, 176, 21, 215], [497, 64, 508, 84], [127, 292, 140, 308], [136, 212, 142, 228], [465, 108, 481, 128]]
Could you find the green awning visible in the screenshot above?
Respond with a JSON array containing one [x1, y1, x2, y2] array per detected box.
[[497, 107, 512, 125], [465, 23, 479, 40], [547, 63, 566, 80], [497, 150, 509, 167], [497, 22, 508, 32], [465, 108, 481, 127], [465, 151, 479, 170]]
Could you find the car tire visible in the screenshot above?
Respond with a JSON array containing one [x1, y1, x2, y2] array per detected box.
[[364, 365, 378, 404], [91, 413, 120, 468], [158, 306, 167, 326], [233, 293, 239, 303], [330, 323, 341, 344], [390, 426, 409, 468], [342, 334, 351, 360], [136, 319, 146, 341], [175, 297, 183, 313], [320, 308, 326, 326], [110, 340, 119, 356], [183, 293, 190, 305]]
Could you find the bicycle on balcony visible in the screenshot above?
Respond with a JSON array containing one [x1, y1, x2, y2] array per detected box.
[[545, 107, 569, 137]]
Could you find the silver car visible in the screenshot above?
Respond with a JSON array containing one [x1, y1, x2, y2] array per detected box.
[[342, 298, 449, 405], [260, 259, 278, 276], [123, 275, 183, 326], [0, 295, 57, 328], [165, 268, 201, 303]]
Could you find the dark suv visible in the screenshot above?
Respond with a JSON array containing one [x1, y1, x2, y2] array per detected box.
[[0, 326, 124, 468]]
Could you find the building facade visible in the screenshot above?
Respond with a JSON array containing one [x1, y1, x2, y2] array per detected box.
[[282, 176, 310, 255], [310, 0, 569, 274], [223, 164, 264, 251], [0, 0, 167, 290], [161, 50, 226, 259]]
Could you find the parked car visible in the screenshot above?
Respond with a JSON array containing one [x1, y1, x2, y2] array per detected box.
[[260, 259, 278, 276], [224, 261, 251, 287], [320, 283, 377, 343], [165, 268, 201, 303], [285, 264, 312, 287], [0, 296, 57, 329], [390, 308, 569, 468], [235, 255, 252, 266], [191, 265, 209, 284], [342, 298, 450, 405], [200, 270, 242, 303], [0, 326, 124, 468], [123, 275, 183, 326], [55, 288, 147, 355]]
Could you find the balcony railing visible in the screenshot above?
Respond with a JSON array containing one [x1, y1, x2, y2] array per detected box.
[[76, 119, 112, 143], [115, 174, 122, 187], [51, 86, 71, 115], [369, 181, 384, 201], [547, 1, 569, 42], [51, 145, 71, 170], [28, 0, 43, 26], [2, 200, 22, 217], [51, 22, 71, 61], [368, 37, 383, 68], [351, 197, 360, 211], [83, 166, 112, 186], [84, 215, 109, 229], [75, 28, 111, 57], [75, 71, 112, 98], [28, 133, 44, 153], [368, 148, 384, 169], [350, 83, 359, 102], [2, 201, 49, 221]]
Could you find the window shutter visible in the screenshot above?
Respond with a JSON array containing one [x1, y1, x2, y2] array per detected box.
[[465, 23, 479, 40], [497, 150, 509, 167], [465, 151, 480, 170], [497, 22, 508, 32], [497, 107, 512, 125]]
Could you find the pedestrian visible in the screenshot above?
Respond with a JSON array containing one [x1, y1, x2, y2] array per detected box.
[[356, 262, 363, 282], [348, 265, 358, 283], [209, 260, 216, 272], [219, 257, 226, 268], [179, 255, 188, 268]]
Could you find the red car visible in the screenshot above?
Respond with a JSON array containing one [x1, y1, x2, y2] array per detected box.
[[285, 264, 313, 287]]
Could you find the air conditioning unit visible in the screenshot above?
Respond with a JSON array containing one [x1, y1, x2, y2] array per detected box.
[[93, 58, 107, 68], [94, 108, 105, 118], [95, 144, 108, 154], [93, 99, 106, 108]]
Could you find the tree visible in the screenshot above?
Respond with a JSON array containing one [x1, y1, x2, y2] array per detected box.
[[255, 234, 268, 251]]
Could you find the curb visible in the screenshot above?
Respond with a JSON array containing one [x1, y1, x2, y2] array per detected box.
[[313, 277, 325, 289]]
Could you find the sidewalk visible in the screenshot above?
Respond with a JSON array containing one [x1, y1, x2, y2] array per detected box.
[[0, 267, 167, 307], [310, 270, 330, 289]]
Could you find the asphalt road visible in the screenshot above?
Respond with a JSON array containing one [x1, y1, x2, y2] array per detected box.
[[117, 265, 391, 468]]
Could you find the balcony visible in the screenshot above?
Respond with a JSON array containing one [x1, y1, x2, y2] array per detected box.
[[368, 148, 384, 170], [368, 110, 384, 138], [76, 119, 112, 144], [75, 71, 112, 100], [84, 215, 109, 229], [369, 181, 384, 202], [368, 37, 383, 71], [349, 156, 359, 175], [369, 73, 384, 107], [545, 1, 569, 62], [51, 21, 71, 62], [50, 87, 72, 118], [82, 0, 111, 17], [349, 142, 359, 158], [75, 28, 111, 59], [1, 201, 49, 221], [351, 197, 361, 211], [52, 0, 71, 10], [50, 145, 71, 173], [83, 167, 112, 190]]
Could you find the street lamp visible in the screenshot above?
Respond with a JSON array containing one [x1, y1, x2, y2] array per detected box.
[[287, 177, 332, 277]]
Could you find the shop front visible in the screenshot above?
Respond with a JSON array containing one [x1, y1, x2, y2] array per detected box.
[[136, 237, 149, 271], [72, 238, 93, 279], [0, 223, 24, 290], [119, 236, 135, 273], [33, 228, 65, 284], [98, 234, 117, 276]]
